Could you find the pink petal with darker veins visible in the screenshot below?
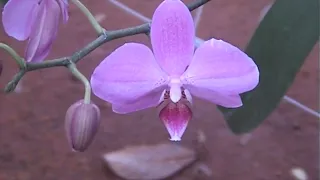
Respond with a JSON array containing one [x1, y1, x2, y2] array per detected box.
[[151, 0, 195, 76], [91, 43, 169, 113], [25, 0, 61, 62], [112, 89, 166, 114], [181, 38, 259, 108], [159, 99, 192, 141], [2, 0, 40, 41]]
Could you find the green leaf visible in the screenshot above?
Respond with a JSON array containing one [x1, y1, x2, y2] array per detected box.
[[0, 0, 8, 5], [218, 0, 319, 134]]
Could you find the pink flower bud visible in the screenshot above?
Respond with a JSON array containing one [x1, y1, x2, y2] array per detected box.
[[65, 99, 100, 152], [158, 92, 192, 141]]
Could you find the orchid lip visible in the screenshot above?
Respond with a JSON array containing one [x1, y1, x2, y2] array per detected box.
[[158, 90, 193, 141], [170, 136, 182, 141]]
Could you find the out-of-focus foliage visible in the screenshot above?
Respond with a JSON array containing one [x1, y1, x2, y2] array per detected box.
[[0, 0, 8, 5], [219, 0, 319, 134]]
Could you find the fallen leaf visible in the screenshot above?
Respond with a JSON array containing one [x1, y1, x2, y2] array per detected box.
[[291, 167, 308, 180], [103, 143, 196, 180]]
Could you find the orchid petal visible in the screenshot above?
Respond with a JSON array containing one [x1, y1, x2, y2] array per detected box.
[[158, 99, 192, 141], [91, 43, 169, 109], [150, 0, 195, 76], [25, 0, 61, 62], [112, 89, 166, 114], [2, 0, 40, 41], [181, 38, 259, 107], [57, 0, 69, 23], [184, 85, 243, 108]]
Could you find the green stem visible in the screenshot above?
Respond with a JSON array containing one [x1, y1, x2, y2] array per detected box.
[[0, 43, 25, 68], [71, 0, 104, 35], [68, 63, 91, 104]]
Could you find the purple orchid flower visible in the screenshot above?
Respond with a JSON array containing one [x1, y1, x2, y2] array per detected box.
[[90, 0, 259, 141], [2, 0, 69, 62]]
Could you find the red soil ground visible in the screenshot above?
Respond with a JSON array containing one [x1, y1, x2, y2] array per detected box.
[[0, 0, 318, 179]]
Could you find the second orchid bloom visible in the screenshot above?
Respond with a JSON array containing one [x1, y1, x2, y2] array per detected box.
[[91, 0, 259, 141], [2, 0, 69, 62]]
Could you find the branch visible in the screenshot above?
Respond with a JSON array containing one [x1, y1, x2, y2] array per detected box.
[[4, 0, 210, 93]]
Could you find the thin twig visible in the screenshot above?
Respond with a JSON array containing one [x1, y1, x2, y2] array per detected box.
[[71, 0, 104, 35], [3, 0, 210, 93], [68, 62, 91, 103]]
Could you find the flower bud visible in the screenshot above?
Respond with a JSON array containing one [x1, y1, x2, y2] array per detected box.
[[65, 99, 100, 152], [158, 92, 192, 141]]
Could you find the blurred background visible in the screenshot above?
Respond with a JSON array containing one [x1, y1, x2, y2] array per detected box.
[[0, 0, 318, 179]]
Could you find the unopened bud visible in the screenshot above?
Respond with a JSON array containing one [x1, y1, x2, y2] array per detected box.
[[158, 95, 192, 141], [65, 99, 100, 152]]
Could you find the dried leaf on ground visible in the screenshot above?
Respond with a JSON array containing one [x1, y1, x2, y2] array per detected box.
[[291, 167, 308, 180], [103, 143, 197, 180]]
